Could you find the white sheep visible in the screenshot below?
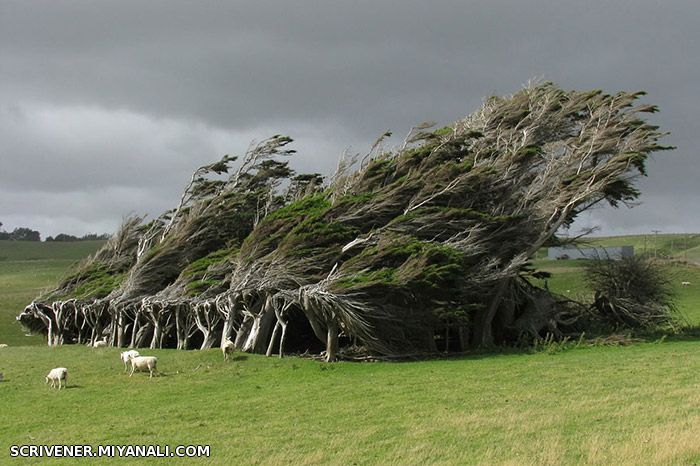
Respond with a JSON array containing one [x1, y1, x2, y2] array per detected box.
[[0, 343, 8, 348], [45, 367, 68, 390], [120, 350, 140, 372], [222, 339, 235, 360], [128, 355, 158, 378], [682, 281, 691, 287], [93, 340, 107, 348]]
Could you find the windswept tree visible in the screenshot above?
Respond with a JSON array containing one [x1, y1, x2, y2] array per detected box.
[[20, 82, 672, 357]]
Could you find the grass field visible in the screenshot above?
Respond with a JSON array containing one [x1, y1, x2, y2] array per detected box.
[[0, 240, 105, 346], [3, 237, 700, 464], [582, 233, 700, 263], [4, 343, 700, 464], [532, 258, 700, 324]]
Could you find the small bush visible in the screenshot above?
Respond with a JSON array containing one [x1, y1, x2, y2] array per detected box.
[[584, 255, 679, 330]]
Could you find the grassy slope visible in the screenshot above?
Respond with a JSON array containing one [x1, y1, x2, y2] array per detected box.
[[0, 240, 105, 261], [3, 344, 700, 465], [0, 241, 105, 346], [583, 233, 700, 260]]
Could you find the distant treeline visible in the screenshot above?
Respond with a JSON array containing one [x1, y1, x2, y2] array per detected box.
[[45, 233, 111, 242], [0, 227, 41, 241], [0, 222, 109, 242]]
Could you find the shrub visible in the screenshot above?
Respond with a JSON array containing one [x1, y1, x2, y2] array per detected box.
[[585, 255, 680, 330]]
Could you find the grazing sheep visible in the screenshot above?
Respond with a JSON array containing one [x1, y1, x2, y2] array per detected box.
[[0, 343, 8, 348], [222, 339, 235, 360], [682, 281, 691, 287], [45, 367, 68, 390], [93, 340, 107, 348], [129, 355, 158, 378], [120, 350, 140, 372]]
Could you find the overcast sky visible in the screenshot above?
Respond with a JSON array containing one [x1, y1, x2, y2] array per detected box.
[[1, 1, 698, 238]]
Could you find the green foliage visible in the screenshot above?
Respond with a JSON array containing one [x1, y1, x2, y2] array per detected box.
[[284, 218, 357, 251], [0, 227, 41, 241], [390, 206, 511, 227], [336, 267, 398, 288], [60, 263, 125, 300], [433, 126, 453, 137], [240, 194, 335, 261], [265, 193, 330, 222], [180, 246, 236, 296], [337, 236, 465, 296], [335, 192, 376, 206], [180, 246, 235, 279], [185, 278, 222, 296]]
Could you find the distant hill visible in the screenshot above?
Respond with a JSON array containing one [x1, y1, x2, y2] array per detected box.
[[580, 234, 700, 264], [0, 240, 106, 262]]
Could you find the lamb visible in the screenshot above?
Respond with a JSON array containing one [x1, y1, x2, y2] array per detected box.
[[0, 343, 8, 348], [222, 339, 235, 360], [120, 350, 140, 372], [682, 281, 691, 287], [45, 367, 68, 390], [128, 355, 158, 378], [93, 340, 107, 348]]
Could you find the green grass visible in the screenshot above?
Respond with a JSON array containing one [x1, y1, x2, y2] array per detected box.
[[532, 234, 700, 324], [0, 240, 105, 262], [532, 259, 700, 324], [682, 244, 700, 264], [3, 344, 700, 464], [0, 240, 104, 346]]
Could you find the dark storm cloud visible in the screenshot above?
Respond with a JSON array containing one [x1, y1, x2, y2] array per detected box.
[[1, 0, 698, 236]]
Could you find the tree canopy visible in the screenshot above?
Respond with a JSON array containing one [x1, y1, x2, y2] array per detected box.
[[18, 82, 672, 359], [0, 226, 41, 241]]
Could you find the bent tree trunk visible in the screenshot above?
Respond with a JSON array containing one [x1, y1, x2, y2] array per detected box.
[[134, 322, 152, 348], [266, 322, 281, 357], [218, 294, 239, 349], [116, 310, 127, 348], [278, 321, 288, 358], [303, 310, 328, 346], [175, 304, 195, 350], [241, 308, 276, 353], [150, 321, 162, 349], [266, 304, 291, 357], [473, 279, 509, 347], [234, 315, 254, 349], [326, 320, 339, 362], [199, 327, 217, 350], [193, 301, 222, 350]]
